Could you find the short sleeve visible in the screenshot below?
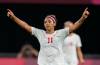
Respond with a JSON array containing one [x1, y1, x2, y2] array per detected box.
[[31, 27, 42, 38], [57, 27, 69, 39], [76, 35, 82, 47], [64, 27, 69, 35]]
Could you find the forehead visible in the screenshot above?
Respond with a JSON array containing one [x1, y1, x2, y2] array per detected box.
[[44, 18, 54, 23], [44, 17, 50, 21]]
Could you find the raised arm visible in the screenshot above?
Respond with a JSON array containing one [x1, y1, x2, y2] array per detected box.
[[7, 9, 32, 34], [69, 7, 90, 32]]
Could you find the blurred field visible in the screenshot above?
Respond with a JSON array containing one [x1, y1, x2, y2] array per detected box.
[[0, 53, 100, 65]]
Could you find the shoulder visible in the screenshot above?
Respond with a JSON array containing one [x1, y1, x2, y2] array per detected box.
[[32, 27, 44, 32], [31, 27, 45, 35], [56, 28, 69, 32], [72, 33, 81, 39]]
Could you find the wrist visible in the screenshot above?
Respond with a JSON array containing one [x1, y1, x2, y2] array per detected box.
[[81, 15, 86, 19], [79, 16, 86, 22], [9, 15, 15, 19], [79, 58, 85, 63]]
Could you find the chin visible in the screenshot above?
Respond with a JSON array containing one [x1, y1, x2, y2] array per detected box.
[[46, 28, 50, 30]]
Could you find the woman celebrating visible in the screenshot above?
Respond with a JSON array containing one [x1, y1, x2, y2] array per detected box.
[[7, 8, 89, 65]]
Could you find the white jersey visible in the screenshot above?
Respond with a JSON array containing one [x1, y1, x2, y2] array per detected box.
[[63, 33, 82, 65], [31, 27, 69, 65]]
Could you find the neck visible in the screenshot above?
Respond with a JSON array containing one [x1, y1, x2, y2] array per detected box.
[[46, 28, 55, 34], [68, 32, 73, 36]]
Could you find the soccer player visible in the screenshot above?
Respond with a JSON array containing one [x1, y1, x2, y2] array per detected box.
[[63, 21, 84, 65], [17, 44, 38, 58], [7, 8, 89, 65]]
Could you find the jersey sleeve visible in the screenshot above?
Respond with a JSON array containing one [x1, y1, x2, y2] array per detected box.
[[64, 27, 69, 36], [61, 27, 69, 37], [31, 27, 42, 38], [57, 27, 69, 39], [76, 35, 82, 47]]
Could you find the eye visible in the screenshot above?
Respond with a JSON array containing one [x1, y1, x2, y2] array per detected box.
[[48, 21, 51, 23]]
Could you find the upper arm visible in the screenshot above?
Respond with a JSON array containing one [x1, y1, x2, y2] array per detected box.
[[25, 25, 32, 34], [67, 25, 75, 33], [68, 17, 85, 32]]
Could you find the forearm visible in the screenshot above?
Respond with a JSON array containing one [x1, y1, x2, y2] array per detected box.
[[9, 15, 32, 33], [72, 16, 86, 31], [69, 8, 89, 32], [77, 48, 84, 61]]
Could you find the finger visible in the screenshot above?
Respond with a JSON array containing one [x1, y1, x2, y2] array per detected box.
[[7, 12, 11, 17], [86, 11, 90, 15], [85, 7, 88, 11], [7, 9, 11, 12], [7, 12, 10, 17]]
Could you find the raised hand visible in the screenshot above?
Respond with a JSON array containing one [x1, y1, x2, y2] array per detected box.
[[82, 7, 90, 19], [7, 9, 15, 17]]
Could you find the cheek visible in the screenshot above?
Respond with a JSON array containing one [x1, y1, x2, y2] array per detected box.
[[51, 21, 54, 24], [44, 24, 46, 27], [53, 23, 56, 26], [50, 23, 55, 26]]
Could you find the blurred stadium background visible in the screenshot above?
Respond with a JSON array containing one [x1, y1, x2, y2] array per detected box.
[[0, 0, 100, 65]]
